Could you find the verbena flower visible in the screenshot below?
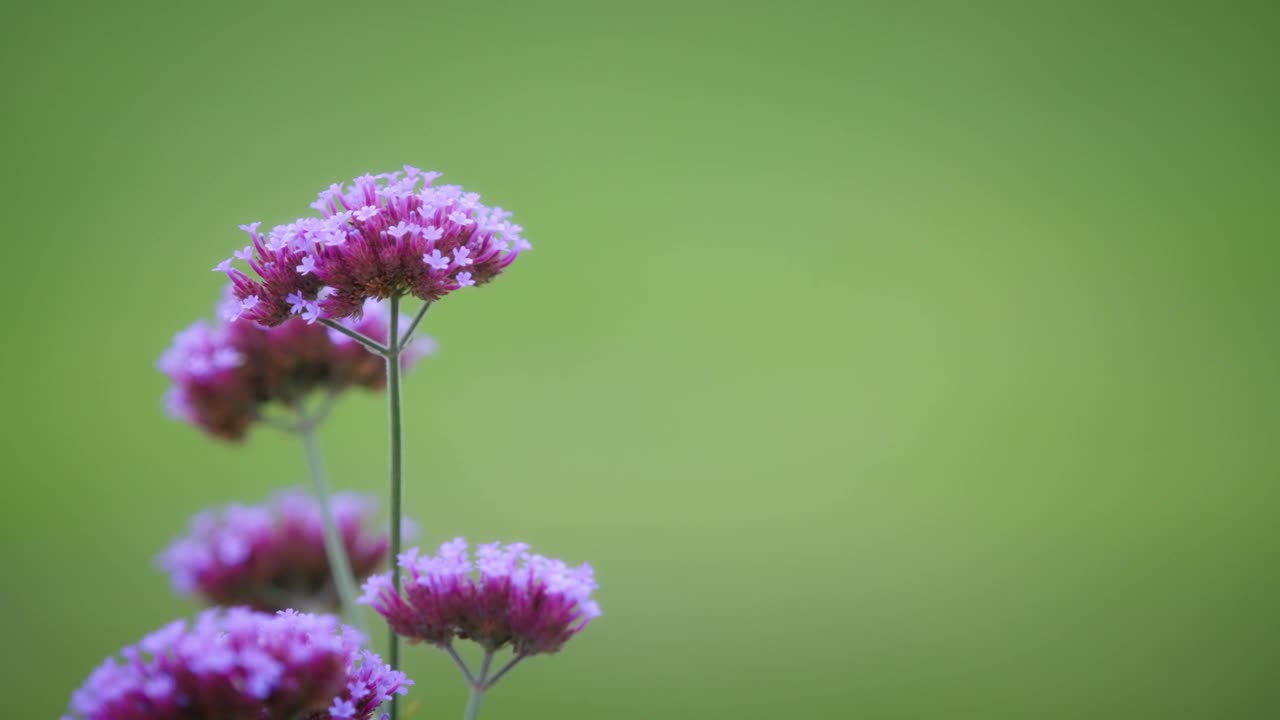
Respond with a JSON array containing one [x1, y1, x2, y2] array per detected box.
[[219, 166, 529, 325], [63, 608, 410, 720], [159, 289, 436, 441], [159, 490, 389, 613], [361, 538, 600, 656]]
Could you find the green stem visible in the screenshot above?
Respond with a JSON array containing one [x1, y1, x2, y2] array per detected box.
[[482, 653, 526, 690], [446, 643, 477, 686], [464, 649, 495, 720], [400, 301, 432, 348], [320, 317, 389, 355], [297, 418, 368, 636], [386, 295, 404, 720]]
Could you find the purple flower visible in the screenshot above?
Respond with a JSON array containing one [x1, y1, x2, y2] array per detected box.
[[63, 609, 411, 720], [287, 291, 315, 317], [159, 490, 390, 613], [221, 167, 529, 325], [301, 301, 322, 324], [227, 294, 260, 321], [423, 249, 449, 271], [159, 289, 436, 441], [361, 538, 600, 656], [386, 221, 413, 239]]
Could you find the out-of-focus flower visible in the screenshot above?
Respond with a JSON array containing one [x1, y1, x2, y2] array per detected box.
[[63, 609, 410, 720], [159, 490, 389, 613], [219, 167, 529, 325], [361, 538, 600, 656], [159, 289, 436, 441]]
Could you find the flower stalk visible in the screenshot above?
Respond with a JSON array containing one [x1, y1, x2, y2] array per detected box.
[[386, 295, 405, 720], [319, 318, 389, 355], [454, 649, 524, 719], [464, 649, 495, 720], [482, 654, 527, 691], [310, 297, 428, 720], [297, 407, 367, 635]]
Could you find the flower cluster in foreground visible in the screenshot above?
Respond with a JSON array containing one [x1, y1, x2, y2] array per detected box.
[[160, 290, 435, 440], [64, 609, 410, 720], [159, 490, 389, 613], [66, 164, 599, 720], [220, 166, 529, 326], [362, 538, 600, 656]]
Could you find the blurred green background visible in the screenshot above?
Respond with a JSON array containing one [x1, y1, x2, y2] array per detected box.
[[3, 1, 1278, 717]]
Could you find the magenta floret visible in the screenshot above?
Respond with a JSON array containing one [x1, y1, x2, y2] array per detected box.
[[159, 289, 435, 441], [159, 489, 390, 613], [219, 167, 529, 326], [63, 609, 411, 720], [361, 538, 600, 656]]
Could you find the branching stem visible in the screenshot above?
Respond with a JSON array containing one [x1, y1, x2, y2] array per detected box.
[[446, 643, 476, 686], [464, 649, 496, 720], [400, 301, 432, 348], [482, 653, 527, 690], [319, 318, 389, 355]]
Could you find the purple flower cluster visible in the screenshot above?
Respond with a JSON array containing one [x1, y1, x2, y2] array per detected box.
[[64, 609, 410, 720], [361, 539, 600, 656], [160, 290, 436, 440], [220, 167, 529, 326], [159, 490, 389, 613], [63, 164, 604, 720]]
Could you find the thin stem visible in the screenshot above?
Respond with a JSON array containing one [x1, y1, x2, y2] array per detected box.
[[319, 318, 389, 355], [464, 649, 495, 720], [400, 301, 432, 348], [386, 295, 404, 720], [482, 653, 527, 690], [445, 643, 476, 686], [298, 418, 368, 636]]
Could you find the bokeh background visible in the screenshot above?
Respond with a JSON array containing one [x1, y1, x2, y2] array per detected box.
[[3, 1, 1278, 717]]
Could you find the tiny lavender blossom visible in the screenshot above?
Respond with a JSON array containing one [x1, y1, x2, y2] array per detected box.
[[160, 289, 436, 441], [63, 609, 410, 720], [160, 490, 389, 613], [219, 167, 529, 325], [361, 539, 601, 657]]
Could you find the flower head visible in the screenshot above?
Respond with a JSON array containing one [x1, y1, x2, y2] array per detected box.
[[159, 289, 436, 441], [63, 609, 410, 720], [220, 167, 529, 325], [159, 489, 389, 613], [361, 538, 600, 656]]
